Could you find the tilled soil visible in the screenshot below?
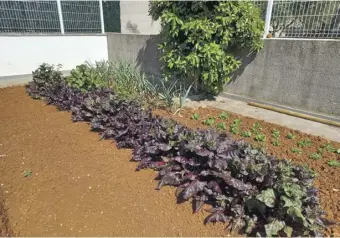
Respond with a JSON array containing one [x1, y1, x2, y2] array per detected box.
[[0, 87, 225, 236], [0, 86, 339, 236]]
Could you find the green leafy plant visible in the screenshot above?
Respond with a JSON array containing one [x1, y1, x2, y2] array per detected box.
[[216, 122, 226, 130], [251, 122, 262, 135], [337, 149, 340, 154], [218, 112, 228, 120], [272, 141, 280, 146], [191, 113, 200, 120], [321, 143, 336, 153], [255, 134, 266, 142], [297, 139, 312, 148], [286, 133, 296, 139], [203, 117, 216, 126], [149, 1, 264, 94], [272, 129, 280, 139], [309, 153, 322, 160], [229, 119, 242, 135], [23, 170, 32, 177], [291, 147, 302, 154], [327, 160, 340, 167], [302, 164, 318, 177], [241, 131, 252, 138]]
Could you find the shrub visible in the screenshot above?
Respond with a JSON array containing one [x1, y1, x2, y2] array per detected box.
[[149, 1, 264, 94], [26, 67, 331, 236], [66, 62, 106, 92]]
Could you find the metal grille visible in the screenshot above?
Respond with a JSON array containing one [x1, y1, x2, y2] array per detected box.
[[61, 1, 101, 33], [269, 0, 340, 38], [0, 1, 60, 34], [0, 0, 111, 34]]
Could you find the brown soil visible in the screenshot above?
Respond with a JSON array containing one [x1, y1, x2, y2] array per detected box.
[[0, 86, 338, 236], [154, 108, 340, 236], [0, 86, 225, 236]]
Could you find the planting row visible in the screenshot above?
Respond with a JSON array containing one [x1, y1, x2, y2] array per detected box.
[[26, 64, 333, 237], [192, 112, 340, 167]]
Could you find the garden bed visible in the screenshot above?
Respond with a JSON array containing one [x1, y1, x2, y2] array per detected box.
[[154, 108, 340, 236], [0, 86, 339, 236]]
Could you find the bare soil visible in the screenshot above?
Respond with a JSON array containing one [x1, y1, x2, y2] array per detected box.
[[0, 86, 339, 236]]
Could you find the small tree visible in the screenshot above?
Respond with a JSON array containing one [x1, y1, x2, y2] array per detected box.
[[149, 1, 264, 95]]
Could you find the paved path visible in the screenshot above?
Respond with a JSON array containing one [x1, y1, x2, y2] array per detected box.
[[186, 96, 340, 143]]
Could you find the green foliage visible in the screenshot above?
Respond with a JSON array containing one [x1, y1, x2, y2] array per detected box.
[[66, 62, 107, 92], [272, 129, 280, 139], [229, 119, 242, 135], [191, 113, 200, 120], [309, 153, 322, 160], [203, 117, 216, 126], [218, 112, 228, 120], [216, 122, 226, 130], [337, 149, 340, 154], [321, 143, 336, 153], [251, 122, 262, 135], [287, 133, 296, 139], [327, 160, 340, 167], [291, 147, 302, 154], [149, 1, 264, 94], [297, 139, 312, 148], [32, 63, 63, 88], [255, 133, 266, 142], [272, 140, 280, 146], [241, 131, 252, 138]]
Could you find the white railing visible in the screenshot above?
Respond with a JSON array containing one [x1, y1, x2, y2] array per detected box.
[[0, 0, 104, 34], [259, 0, 340, 38]]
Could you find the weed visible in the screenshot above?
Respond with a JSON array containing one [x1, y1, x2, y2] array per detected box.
[[337, 149, 340, 154], [317, 148, 324, 155], [309, 153, 322, 160], [240, 131, 252, 138], [287, 133, 296, 140], [327, 160, 340, 167], [203, 117, 216, 126], [23, 170, 32, 177], [291, 147, 302, 154], [255, 134, 266, 142], [216, 122, 226, 130], [191, 113, 200, 120], [218, 112, 228, 120], [251, 122, 262, 135], [297, 139, 312, 148]]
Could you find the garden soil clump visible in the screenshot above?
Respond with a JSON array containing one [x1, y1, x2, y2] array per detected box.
[[154, 108, 340, 236]]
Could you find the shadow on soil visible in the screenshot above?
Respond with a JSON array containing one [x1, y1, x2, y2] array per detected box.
[[0, 189, 12, 237]]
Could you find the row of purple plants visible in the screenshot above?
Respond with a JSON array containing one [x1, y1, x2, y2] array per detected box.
[[26, 64, 333, 237]]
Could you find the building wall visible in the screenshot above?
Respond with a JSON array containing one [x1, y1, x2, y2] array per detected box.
[[119, 1, 160, 34], [107, 34, 340, 117], [0, 35, 108, 78], [224, 39, 340, 117]]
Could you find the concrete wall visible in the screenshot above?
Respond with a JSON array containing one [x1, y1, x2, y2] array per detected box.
[[107, 33, 160, 77], [225, 39, 340, 117], [0, 35, 108, 77], [120, 1, 160, 34]]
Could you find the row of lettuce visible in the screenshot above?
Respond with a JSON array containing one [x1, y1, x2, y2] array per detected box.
[[26, 62, 332, 237]]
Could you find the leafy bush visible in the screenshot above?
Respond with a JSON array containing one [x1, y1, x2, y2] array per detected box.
[[66, 62, 107, 92], [26, 69, 332, 237], [149, 1, 264, 94]]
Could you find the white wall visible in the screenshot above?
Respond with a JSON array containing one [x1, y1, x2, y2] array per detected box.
[[0, 35, 108, 77], [120, 1, 161, 34]]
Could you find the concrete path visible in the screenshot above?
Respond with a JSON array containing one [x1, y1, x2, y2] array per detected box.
[[186, 96, 340, 143]]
